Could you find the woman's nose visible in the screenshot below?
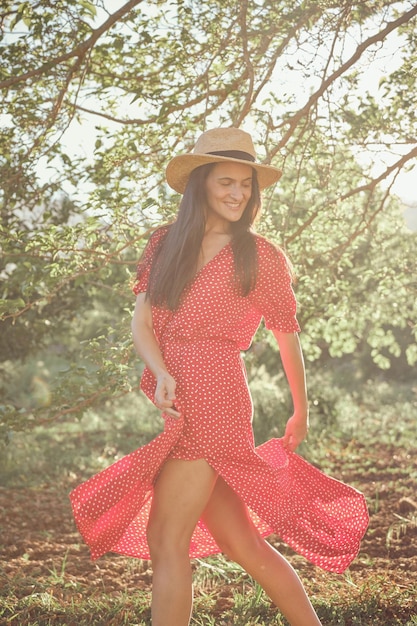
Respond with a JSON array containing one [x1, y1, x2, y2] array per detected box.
[[229, 184, 244, 199]]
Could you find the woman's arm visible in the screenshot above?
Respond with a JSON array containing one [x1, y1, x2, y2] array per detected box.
[[131, 293, 180, 418], [272, 330, 309, 451]]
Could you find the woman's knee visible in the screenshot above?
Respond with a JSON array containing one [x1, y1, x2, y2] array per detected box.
[[203, 479, 266, 563], [146, 458, 217, 561], [146, 517, 162, 558], [215, 522, 265, 564], [146, 516, 190, 562], [147, 502, 200, 562]]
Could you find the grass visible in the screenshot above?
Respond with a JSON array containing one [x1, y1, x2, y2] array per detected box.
[[387, 513, 417, 549], [1, 567, 416, 625], [0, 592, 151, 625]]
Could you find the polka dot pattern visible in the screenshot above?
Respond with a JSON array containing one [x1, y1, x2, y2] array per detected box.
[[70, 228, 369, 574]]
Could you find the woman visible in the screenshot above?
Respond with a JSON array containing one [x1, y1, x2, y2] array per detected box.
[[70, 128, 369, 626]]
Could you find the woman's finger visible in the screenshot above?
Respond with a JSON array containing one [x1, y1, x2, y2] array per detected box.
[[163, 407, 181, 418]]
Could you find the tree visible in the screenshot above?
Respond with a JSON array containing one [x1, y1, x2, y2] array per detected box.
[[1, 0, 416, 434]]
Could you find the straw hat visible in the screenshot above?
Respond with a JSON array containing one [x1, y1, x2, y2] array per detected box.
[[166, 127, 282, 194]]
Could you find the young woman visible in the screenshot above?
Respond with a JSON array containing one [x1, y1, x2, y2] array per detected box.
[[70, 128, 369, 626]]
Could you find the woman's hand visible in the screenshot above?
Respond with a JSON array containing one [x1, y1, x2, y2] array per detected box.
[[282, 414, 309, 452], [272, 332, 309, 452], [155, 372, 181, 418], [132, 294, 180, 419]]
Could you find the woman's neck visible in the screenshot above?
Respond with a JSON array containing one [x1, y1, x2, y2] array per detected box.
[[204, 216, 233, 237]]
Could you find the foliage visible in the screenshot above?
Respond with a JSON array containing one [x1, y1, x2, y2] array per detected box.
[[1, 0, 417, 431]]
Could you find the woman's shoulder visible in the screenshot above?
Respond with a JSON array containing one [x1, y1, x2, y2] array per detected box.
[[145, 223, 171, 248], [253, 233, 285, 258], [252, 233, 294, 276], [149, 223, 170, 240], [137, 224, 170, 265]]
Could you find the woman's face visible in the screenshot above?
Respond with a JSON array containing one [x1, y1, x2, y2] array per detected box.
[[204, 162, 253, 229]]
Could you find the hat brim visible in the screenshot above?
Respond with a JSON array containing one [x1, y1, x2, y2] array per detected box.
[[166, 153, 282, 194]]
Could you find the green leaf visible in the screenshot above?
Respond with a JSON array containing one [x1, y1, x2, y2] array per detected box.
[[77, 0, 97, 18]]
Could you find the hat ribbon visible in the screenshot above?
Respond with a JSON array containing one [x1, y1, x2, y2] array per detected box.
[[207, 150, 255, 162]]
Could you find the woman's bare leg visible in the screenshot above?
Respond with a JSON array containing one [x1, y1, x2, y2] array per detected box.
[[202, 478, 322, 626], [147, 458, 218, 626]]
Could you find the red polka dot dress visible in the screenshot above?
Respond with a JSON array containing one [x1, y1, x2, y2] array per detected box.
[[70, 227, 369, 574]]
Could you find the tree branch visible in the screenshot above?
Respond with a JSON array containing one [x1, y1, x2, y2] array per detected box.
[[0, 0, 144, 90], [28, 380, 134, 427], [235, 0, 255, 126], [0, 229, 153, 323], [285, 145, 417, 244], [323, 184, 393, 263], [272, 4, 417, 154], [73, 79, 247, 126]]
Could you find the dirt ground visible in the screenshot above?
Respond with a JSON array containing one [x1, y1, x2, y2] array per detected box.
[[1, 442, 416, 616]]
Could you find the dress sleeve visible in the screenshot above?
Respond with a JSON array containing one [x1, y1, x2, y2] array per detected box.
[[251, 237, 301, 332], [132, 226, 168, 295]]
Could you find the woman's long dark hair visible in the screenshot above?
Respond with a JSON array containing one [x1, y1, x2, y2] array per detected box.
[[147, 163, 262, 310]]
